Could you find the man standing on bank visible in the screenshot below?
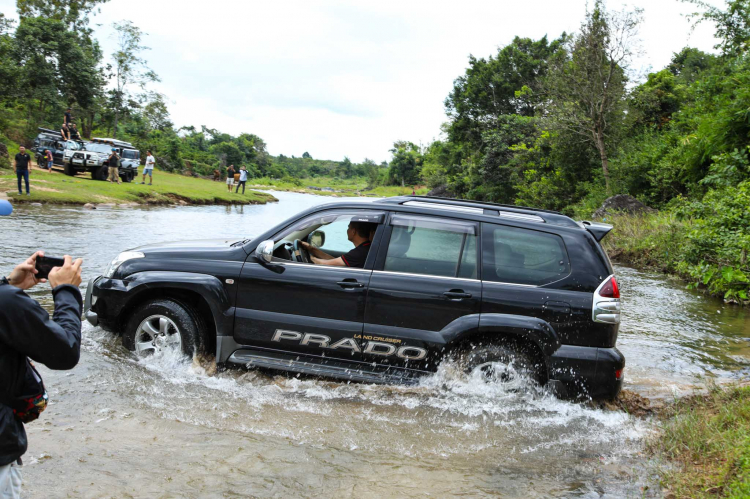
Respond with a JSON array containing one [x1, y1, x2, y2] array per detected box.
[[235, 165, 248, 194], [14, 147, 31, 196], [0, 242, 84, 499], [107, 148, 121, 184], [141, 150, 155, 185], [226, 164, 235, 193]]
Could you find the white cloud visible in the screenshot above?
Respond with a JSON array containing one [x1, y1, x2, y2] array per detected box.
[[0, 0, 721, 162]]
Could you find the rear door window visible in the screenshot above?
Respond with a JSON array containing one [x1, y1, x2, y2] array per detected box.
[[482, 223, 570, 285], [383, 215, 477, 279]]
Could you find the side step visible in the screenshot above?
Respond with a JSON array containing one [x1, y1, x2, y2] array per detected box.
[[227, 349, 424, 385]]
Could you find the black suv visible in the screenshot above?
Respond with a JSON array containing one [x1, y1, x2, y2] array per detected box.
[[32, 127, 85, 169], [84, 197, 623, 399]]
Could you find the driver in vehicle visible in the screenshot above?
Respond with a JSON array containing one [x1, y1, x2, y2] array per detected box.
[[301, 221, 375, 268]]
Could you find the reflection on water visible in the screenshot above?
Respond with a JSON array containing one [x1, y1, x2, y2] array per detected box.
[[1, 192, 746, 497]]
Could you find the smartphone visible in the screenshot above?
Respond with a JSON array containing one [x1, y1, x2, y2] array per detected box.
[[35, 256, 65, 280]]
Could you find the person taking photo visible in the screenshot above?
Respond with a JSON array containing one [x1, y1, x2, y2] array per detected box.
[[0, 202, 84, 498]]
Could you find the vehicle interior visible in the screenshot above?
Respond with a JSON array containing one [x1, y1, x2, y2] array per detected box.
[[268, 213, 362, 264]]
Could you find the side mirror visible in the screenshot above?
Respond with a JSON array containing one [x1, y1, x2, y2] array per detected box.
[[309, 230, 325, 248], [256, 239, 274, 263]]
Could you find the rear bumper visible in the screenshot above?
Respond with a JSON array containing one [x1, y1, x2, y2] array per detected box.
[[549, 345, 625, 400]]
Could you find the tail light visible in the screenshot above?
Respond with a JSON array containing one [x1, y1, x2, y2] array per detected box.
[[593, 275, 621, 324]]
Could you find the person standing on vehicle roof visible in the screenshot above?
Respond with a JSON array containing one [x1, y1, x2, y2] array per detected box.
[[13, 146, 31, 196], [0, 200, 84, 499], [235, 165, 248, 194], [141, 150, 155, 185], [107, 148, 121, 184], [44, 149, 53, 172], [301, 220, 375, 268], [226, 165, 235, 192], [63, 107, 72, 126]]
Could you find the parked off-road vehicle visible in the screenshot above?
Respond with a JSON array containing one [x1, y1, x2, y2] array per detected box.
[[63, 137, 140, 182], [32, 127, 85, 169], [84, 196, 624, 399]]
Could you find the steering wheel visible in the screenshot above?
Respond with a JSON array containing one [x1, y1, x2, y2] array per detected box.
[[292, 239, 311, 263]]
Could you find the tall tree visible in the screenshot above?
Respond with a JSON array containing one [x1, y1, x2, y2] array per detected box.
[[389, 141, 422, 187], [17, 0, 109, 34], [110, 20, 158, 138], [445, 35, 566, 146], [543, 1, 642, 192]]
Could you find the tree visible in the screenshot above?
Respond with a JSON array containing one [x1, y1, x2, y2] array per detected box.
[[686, 0, 750, 57], [110, 20, 159, 138], [17, 0, 109, 34], [302, 151, 311, 159], [142, 92, 173, 131], [445, 35, 566, 146], [389, 141, 422, 186], [543, 1, 642, 192]]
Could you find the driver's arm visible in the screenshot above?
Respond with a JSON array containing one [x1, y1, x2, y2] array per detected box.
[[311, 256, 345, 266], [301, 241, 334, 260]]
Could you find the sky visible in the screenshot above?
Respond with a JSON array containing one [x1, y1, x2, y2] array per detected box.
[[0, 0, 721, 163]]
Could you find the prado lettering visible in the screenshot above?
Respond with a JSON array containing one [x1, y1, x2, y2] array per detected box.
[[271, 329, 427, 360]]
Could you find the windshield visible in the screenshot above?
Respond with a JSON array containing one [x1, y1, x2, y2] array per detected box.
[[84, 143, 115, 154], [64, 141, 81, 151]]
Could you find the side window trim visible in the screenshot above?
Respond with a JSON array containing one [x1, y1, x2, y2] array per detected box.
[[377, 212, 479, 279]]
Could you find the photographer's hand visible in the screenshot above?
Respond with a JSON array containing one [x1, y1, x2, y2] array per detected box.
[[49, 255, 83, 288], [8, 251, 46, 290]]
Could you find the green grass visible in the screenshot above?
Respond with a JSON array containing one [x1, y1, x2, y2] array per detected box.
[[651, 385, 750, 498], [601, 212, 688, 271], [248, 176, 430, 197], [0, 166, 277, 206]]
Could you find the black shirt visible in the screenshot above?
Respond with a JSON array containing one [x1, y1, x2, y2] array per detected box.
[[109, 153, 119, 167], [64, 111, 72, 124], [14, 153, 31, 171], [341, 242, 371, 268]]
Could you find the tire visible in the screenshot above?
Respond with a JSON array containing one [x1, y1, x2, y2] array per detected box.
[[92, 165, 108, 181], [461, 344, 543, 385], [122, 172, 133, 183], [122, 298, 206, 358], [64, 162, 75, 176]]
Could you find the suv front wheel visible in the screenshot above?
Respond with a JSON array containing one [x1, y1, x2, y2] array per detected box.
[[123, 299, 206, 358], [462, 344, 543, 385]]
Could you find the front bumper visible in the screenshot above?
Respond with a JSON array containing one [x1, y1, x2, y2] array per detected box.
[[84, 275, 130, 331], [549, 345, 625, 400]]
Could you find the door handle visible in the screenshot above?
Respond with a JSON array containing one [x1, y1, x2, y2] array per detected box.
[[337, 279, 364, 289], [443, 289, 472, 300]]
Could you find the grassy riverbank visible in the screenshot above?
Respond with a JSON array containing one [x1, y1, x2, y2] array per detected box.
[[651, 385, 750, 498], [0, 167, 277, 206], [602, 197, 750, 305], [247, 176, 430, 197]]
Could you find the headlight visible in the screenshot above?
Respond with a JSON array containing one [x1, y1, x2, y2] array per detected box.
[[104, 251, 144, 278]]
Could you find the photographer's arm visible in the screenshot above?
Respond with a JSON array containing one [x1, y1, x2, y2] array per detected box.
[[0, 255, 84, 370]]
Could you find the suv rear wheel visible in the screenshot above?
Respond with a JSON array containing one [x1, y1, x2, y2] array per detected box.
[[123, 299, 206, 358], [64, 162, 75, 176], [92, 166, 108, 181], [462, 344, 542, 385]]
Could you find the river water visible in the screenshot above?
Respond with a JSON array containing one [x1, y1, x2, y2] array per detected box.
[[1, 192, 748, 498]]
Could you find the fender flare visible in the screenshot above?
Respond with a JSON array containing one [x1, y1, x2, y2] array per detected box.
[[444, 313, 561, 359], [117, 271, 233, 336]]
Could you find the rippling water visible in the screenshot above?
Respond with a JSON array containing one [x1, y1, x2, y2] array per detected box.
[[1, 192, 746, 497]]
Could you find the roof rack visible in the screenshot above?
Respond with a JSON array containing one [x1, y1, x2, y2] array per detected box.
[[381, 195, 562, 215], [376, 195, 582, 228]]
